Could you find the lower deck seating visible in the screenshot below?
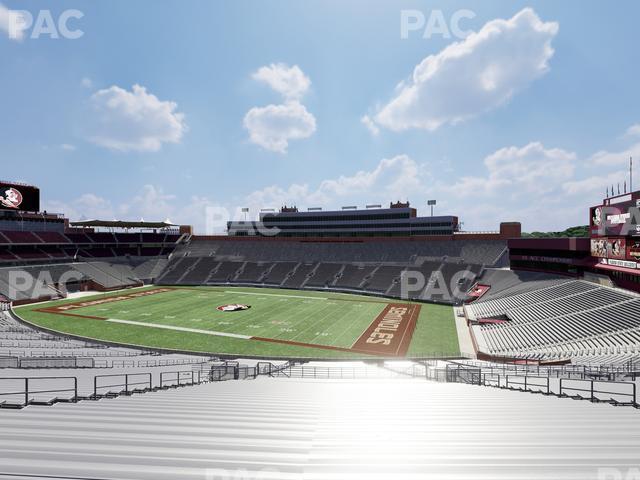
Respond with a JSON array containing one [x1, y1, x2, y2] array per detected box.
[[466, 278, 640, 362]]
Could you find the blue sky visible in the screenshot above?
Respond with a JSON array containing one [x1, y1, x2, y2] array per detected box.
[[2, 0, 640, 233]]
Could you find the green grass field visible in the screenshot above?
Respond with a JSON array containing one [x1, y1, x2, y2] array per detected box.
[[16, 286, 460, 359]]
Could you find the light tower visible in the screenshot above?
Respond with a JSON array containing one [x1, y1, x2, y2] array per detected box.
[[427, 199, 436, 217]]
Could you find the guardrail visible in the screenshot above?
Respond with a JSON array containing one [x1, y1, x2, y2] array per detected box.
[[559, 379, 638, 407], [0, 376, 78, 408], [267, 364, 427, 380], [93, 373, 152, 397], [477, 372, 639, 409], [0, 368, 210, 409], [505, 375, 550, 394], [482, 373, 500, 387], [160, 370, 201, 388]]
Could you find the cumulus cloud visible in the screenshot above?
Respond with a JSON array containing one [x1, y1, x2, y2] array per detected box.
[[563, 170, 628, 197], [361, 115, 380, 136], [243, 143, 587, 232], [589, 143, 640, 167], [245, 155, 428, 210], [451, 142, 575, 197], [87, 84, 187, 152], [45, 193, 115, 221], [245, 64, 316, 153], [373, 8, 558, 132], [244, 101, 316, 153], [625, 124, 640, 137], [44, 185, 224, 233], [252, 63, 311, 100], [47, 125, 640, 234]]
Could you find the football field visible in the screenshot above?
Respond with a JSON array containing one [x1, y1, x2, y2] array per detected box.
[[16, 286, 460, 359]]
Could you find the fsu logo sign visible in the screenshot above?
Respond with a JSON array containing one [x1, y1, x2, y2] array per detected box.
[[0, 187, 23, 209], [217, 304, 251, 312]]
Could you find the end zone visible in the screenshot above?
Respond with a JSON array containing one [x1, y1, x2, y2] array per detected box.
[[351, 303, 420, 356]]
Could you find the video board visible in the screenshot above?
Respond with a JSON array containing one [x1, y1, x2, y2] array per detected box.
[[590, 195, 640, 237], [0, 182, 40, 212]]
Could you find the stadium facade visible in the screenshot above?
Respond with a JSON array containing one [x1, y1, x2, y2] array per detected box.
[[227, 201, 462, 237]]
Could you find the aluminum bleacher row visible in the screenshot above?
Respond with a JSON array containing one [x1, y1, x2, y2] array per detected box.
[[182, 238, 507, 264], [0, 258, 169, 302], [2, 372, 639, 479], [465, 274, 640, 363], [154, 238, 504, 303], [0, 231, 180, 264], [0, 310, 211, 369]]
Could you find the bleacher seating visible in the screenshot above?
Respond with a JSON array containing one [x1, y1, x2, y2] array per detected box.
[[187, 238, 506, 265], [235, 262, 273, 283], [282, 263, 317, 288], [334, 264, 375, 289], [2, 231, 41, 243], [34, 232, 70, 243], [261, 262, 297, 285], [1, 371, 638, 479], [466, 278, 640, 362], [0, 310, 211, 369], [306, 263, 343, 287], [152, 237, 499, 302], [208, 261, 242, 283]]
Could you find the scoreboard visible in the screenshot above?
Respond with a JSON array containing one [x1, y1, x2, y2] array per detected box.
[[590, 193, 640, 238], [0, 182, 40, 213], [590, 191, 640, 268]]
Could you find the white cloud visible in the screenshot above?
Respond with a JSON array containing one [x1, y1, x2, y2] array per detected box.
[[0, 3, 24, 41], [45, 129, 640, 234], [245, 64, 316, 153], [373, 8, 558, 132], [243, 144, 586, 232], [44, 185, 224, 234], [361, 115, 380, 136], [243, 101, 316, 153], [87, 84, 187, 153], [450, 142, 575, 197], [245, 155, 428, 210], [589, 143, 640, 167], [252, 63, 311, 100], [563, 170, 628, 197], [60, 143, 76, 151], [45, 193, 115, 221], [625, 124, 640, 137], [81, 77, 93, 89]]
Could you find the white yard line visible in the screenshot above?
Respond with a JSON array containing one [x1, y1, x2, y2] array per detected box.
[[223, 290, 328, 300], [106, 318, 252, 339]]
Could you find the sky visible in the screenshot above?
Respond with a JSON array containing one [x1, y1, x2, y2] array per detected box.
[[1, 0, 640, 234]]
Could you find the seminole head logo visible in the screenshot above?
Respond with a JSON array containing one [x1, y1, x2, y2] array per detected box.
[[217, 304, 251, 312], [592, 207, 602, 226], [0, 188, 23, 209]]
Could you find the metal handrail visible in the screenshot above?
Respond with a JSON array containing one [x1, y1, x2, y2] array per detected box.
[[160, 370, 201, 387], [505, 375, 550, 394], [0, 376, 77, 407], [560, 378, 637, 406], [93, 373, 152, 397]]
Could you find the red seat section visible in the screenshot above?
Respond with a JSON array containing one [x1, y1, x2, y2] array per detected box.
[[2, 231, 42, 243], [34, 231, 70, 243]]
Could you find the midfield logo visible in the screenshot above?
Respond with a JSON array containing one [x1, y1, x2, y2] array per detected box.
[[217, 304, 251, 312]]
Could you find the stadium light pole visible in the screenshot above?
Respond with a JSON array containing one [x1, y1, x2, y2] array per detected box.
[[428, 200, 436, 217]]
